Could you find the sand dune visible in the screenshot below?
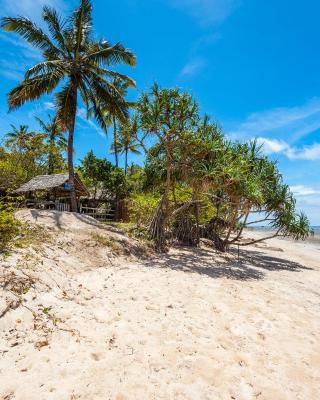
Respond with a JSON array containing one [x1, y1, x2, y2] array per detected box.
[[1, 210, 319, 399]]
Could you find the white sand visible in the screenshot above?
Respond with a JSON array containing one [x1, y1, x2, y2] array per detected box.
[[1, 210, 320, 400]]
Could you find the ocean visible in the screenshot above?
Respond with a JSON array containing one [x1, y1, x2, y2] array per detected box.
[[247, 226, 320, 245]]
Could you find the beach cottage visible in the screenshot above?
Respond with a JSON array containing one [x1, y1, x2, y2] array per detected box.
[[15, 173, 89, 211]]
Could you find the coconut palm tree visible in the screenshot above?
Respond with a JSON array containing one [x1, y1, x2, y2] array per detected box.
[[35, 114, 67, 174], [113, 115, 141, 174], [5, 124, 35, 151], [1, 0, 136, 211], [99, 77, 134, 167]]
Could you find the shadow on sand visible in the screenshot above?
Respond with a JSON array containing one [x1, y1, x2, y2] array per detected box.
[[145, 245, 312, 281]]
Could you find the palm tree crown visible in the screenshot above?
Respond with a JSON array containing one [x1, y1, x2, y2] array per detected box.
[[35, 114, 66, 149], [113, 115, 141, 174], [5, 124, 35, 150], [35, 114, 67, 174]]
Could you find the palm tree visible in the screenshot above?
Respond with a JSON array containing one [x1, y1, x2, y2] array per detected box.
[[35, 114, 67, 174], [5, 124, 34, 151], [1, 0, 136, 211], [99, 77, 134, 167], [114, 115, 141, 174]]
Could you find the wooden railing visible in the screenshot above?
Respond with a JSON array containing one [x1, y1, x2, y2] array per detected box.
[[79, 205, 115, 221], [56, 202, 70, 212]]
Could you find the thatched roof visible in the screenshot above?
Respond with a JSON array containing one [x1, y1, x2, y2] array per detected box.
[[15, 173, 88, 196]]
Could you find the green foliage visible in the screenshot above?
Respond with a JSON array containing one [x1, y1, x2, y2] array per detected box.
[[90, 232, 123, 254], [129, 192, 160, 227], [125, 164, 146, 193], [134, 84, 312, 251], [0, 198, 21, 250], [79, 151, 126, 199], [35, 114, 67, 174], [0, 120, 66, 191]]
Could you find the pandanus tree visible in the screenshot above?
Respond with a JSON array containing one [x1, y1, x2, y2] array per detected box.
[[137, 85, 311, 252], [1, 0, 136, 211], [35, 114, 67, 174], [137, 83, 199, 250]]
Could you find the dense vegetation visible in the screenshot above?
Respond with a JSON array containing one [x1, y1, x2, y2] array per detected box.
[[0, 0, 312, 252]]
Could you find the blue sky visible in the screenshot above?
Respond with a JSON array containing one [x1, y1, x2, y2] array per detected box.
[[0, 0, 319, 224]]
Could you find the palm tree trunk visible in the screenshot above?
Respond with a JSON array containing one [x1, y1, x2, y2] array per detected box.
[[113, 116, 119, 168], [48, 134, 54, 175], [67, 127, 78, 212], [125, 148, 128, 175], [67, 82, 78, 213]]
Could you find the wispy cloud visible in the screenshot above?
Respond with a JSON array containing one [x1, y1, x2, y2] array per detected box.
[[286, 143, 320, 160], [0, 58, 28, 81], [2, 0, 69, 21], [256, 137, 288, 154], [256, 137, 320, 161], [290, 185, 320, 216], [170, 0, 239, 25], [180, 58, 206, 77], [229, 98, 320, 143], [291, 185, 320, 197], [0, 69, 22, 81], [43, 102, 55, 111], [77, 108, 105, 138]]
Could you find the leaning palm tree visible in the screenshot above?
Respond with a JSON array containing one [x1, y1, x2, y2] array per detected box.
[[1, 0, 136, 211], [113, 115, 141, 174], [35, 114, 67, 174], [5, 124, 34, 151]]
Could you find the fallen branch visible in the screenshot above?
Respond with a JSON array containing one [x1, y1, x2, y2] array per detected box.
[[0, 298, 22, 319], [236, 229, 282, 246]]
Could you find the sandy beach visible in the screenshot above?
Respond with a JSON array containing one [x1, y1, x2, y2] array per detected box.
[[1, 210, 320, 400]]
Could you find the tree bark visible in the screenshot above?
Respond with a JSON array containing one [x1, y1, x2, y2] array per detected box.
[[48, 134, 54, 175], [113, 116, 119, 168], [67, 82, 78, 213], [67, 128, 78, 212], [125, 148, 128, 175]]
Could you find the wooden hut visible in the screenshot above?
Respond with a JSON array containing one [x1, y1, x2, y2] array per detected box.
[[15, 173, 89, 211]]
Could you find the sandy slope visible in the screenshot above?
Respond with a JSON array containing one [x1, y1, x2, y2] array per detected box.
[[0, 210, 320, 400]]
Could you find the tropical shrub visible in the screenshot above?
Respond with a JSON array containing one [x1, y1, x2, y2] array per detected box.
[[128, 193, 160, 227], [0, 198, 20, 250]]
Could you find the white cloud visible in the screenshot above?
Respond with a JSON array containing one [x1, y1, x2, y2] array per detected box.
[[291, 185, 320, 197], [2, 0, 69, 21], [256, 137, 320, 161], [180, 58, 206, 76], [170, 0, 239, 25], [256, 137, 289, 154], [286, 143, 320, 161], [77, 108, 105, 138], [229, 98, 320, 143], [0, 69, 22, 81], [43, 102, 55, 110]]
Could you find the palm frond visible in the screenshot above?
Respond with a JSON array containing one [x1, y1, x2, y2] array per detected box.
[[25, 60, 69, 79], [35, 116, 50, 133], [85, 42, 136, 66], [55, 81, 77, 131], [42, 6, 69, 55], [8, 72, 63, 110], [88, 66, 136, 88], [1, 17, 60, 56], [72, 0, 93, 54], [87, 74, 129, 122]]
